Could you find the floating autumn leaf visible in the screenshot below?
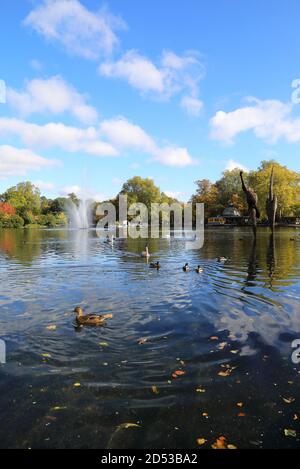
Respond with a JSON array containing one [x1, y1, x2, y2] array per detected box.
[[230, 350, 239, 354], [218, 370, 231, 377], [41, 353, 51, 358], [46, 325, 57, 331], [238, 412, 246, 417], [282, 397, 295, 404], [210, 336, 219, 341], [118, 423, 140, 429], [52, 406, 67, 411], [99, 342, 108, 347], [212, 436, 227, 449], [196, 438, 207, 446], [73, 382, 81, 387], [196, 387, 206, 393], [138, 338, 148, 345], [151, 385, 159, 394], [218, 342, 227, 350], [45, 415, 57, 421], [284, 429, 296, 438], [172, 370, 186, 379]]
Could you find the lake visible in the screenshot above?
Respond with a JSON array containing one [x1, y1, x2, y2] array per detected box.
[[0, 227, 300, 449]]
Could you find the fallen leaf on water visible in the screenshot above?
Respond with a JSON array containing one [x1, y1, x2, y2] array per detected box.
[[284, 429, 296, 438], [52, 406, 67, 411], [45, 415, 57, 421], [138, 338, 148, 345], [230, 350, 239, 354], [218, 370, 231, 377], [46, 325, 57, 331], [196, 438, 207, 446], [174, 370, 186, 375], [212, 436, 227, 449], [212, 436, 237, 449], [151, 385, 159, 394], [41, 353, 51, 358], [99, 342, 108, 347], [283, 397, 295, 404], [218, 342, 227, 350], [196, 387, 206, 393], [237, 402, 243, 407], [73, 382, 81, 387], [210, 336, 219, 341], [293, 414, 298, 421], [118, 423, 140, 429], [238, 412, 246, 417]]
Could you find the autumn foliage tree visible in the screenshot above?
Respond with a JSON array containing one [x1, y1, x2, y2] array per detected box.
[[0, 202, 16, 216]]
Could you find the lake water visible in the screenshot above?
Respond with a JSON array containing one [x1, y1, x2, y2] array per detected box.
[[0, 227, 300, 449]]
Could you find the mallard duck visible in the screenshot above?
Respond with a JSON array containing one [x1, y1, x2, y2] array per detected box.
[[150, 261, 160, 269], [74, 307, 113, 326], [195, 265, 203, 273], [183, 263, 190, 272], [217, 256, 228, 262], [141, 245, 150, 258]]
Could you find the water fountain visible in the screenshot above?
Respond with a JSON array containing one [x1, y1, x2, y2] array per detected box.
[[67, 198, 92, 229]]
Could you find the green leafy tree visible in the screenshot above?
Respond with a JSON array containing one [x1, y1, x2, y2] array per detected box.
[[3, 182, 41, 217], [250, 161, 300, 219]]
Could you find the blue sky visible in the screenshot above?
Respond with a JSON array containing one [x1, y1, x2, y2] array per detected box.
[[1, 0, 300, 201]]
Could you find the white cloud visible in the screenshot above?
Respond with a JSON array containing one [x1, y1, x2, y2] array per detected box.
[[0, 118, 118, 157], [33, 180, 56, 191], [24, 0, 125, 60], [180, 95, 203, 116], [7, 76, 98, 124], [0, 116, 195, 167], [225, 159, 249, 172], [152, 146, 194, 167], [210, 97, 300, 144], [100, 117, 155, 151], [100, 50, 165, 93], [0, 145, 59, 177], [60, 185, 105, 201], [99, 49, 205, 111], [164, 190, 187, 200], [100, 117, 194, 167]]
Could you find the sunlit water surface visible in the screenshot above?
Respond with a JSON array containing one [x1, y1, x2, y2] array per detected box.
[[0, 227, 300, 449]]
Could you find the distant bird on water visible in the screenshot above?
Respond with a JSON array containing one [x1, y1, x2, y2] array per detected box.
[[183, 263, 190, 272], [141, 245, 150, 258]]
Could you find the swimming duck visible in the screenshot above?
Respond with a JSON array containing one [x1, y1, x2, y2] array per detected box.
[[74, 307, 113, 326], [195, 265, 204, 273], [150, 261, 160, 269], [183, 263, 190, 272], [217, 256, 228, 262], [141, 245, 150, 258]]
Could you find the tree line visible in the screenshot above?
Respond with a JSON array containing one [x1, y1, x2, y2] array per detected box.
[[0, 160, 299, 229]]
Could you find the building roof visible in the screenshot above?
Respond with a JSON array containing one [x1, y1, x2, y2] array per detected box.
[[222, 203, 241, 218]]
